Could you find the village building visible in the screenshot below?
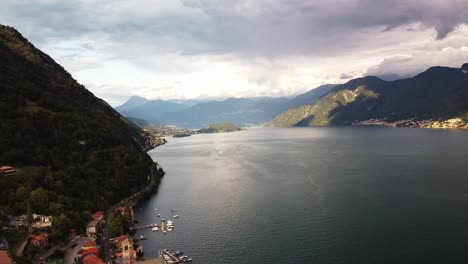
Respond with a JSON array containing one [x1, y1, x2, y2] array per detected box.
[[91, 211, 104, 222], [31, 214, 52, 228], [117, 206, 135, 223], [30, 233, 49, 249], [0, 166, 15, 177], [86, 220, 101, 237], [113, 235, 137, 264], [82, 241, 98, 250], [82, 254, 105, 264]]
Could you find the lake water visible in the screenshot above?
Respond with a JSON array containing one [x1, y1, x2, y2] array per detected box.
[[135, 127, 468, 263]]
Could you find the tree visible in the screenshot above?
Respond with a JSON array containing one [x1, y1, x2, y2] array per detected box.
[[30, 187, 49, 214], [106, 212, 123, 238], [26, 200, 33, 223], [51, 213, 72, 240]]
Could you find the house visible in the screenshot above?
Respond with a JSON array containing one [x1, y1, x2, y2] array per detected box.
[[31, 214, 52, 228], [82, 241, 97, 250], [0, 251, 14, 264], [117, 206, 135, 223], [82, 254, 105, 264], [113, 235, 137, 263], [86, 220, 101, 236], [82, 247, 99, 256], [0, 166, 15, 177], [30, 233, 49, 249], [91, 211, 104, 222]]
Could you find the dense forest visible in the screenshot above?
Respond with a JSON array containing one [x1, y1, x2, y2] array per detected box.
[[0, 25, 160, 238]]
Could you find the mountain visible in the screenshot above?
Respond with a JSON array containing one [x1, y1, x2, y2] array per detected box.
[[271, 65, 468, 127], [119, 99, 191, 124], [0, 25, 162, 237], [115, 95, 149, 112], [286, 84, 337, 108], [115, 84, 336, 128]]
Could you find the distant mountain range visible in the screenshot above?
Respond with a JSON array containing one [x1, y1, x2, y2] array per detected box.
[[117, 65, 468, 129], [271, 64, 468, 127], [116, 84, 336, 128]]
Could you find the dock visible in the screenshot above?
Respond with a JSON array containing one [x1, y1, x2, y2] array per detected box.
[[136, 256, 164, 264]]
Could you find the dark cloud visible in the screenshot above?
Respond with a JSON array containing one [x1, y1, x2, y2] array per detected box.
[[1, 0, 467, 57]]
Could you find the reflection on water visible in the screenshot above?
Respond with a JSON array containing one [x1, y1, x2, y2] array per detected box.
[[135, 127, 468, 264]]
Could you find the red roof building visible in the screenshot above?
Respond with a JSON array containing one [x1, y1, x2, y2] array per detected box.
[[91, 211, 104, 221], [82, 241, 97, 250], [30, 233, 49, 249], [117, 206, 135, 222], [0, 166, 15, 177], [0, 251, 14, 264], [82, 247, 99, 256], [82, 254, 105, 264]]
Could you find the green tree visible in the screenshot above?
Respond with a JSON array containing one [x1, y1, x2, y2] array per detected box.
[[26, 200, 33, 223], [106, 212, 123, 238], [30, 187, 49, 213], [51, 214, 72, 240]]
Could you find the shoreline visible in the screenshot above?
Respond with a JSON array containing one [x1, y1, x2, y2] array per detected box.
[[352, 118, 468, 130], [107, 162, 165, 215]]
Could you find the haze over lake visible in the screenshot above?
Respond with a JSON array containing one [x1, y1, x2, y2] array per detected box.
[[135, 127, 468, 264]]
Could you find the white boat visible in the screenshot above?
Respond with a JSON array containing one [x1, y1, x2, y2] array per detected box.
[[168, 227, 173, 231], [157, 214, 161, 217], [140, 235, 144, 239], [163, 231, 167, 234], [167, 220, 174, 226], [154, 208, 158, 211], [151, 227, 159, 231], [173, 215, 179, 218]]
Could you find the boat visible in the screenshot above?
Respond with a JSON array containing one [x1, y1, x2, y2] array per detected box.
[[167, 220, 174, 226], [173, 215, 179, 218], [163, 231, 167, 234], [168, 227, 173, 231], [140, 235, 144, 239], [180, 256, 192, 262], [154, 208, 158, 211], [151, 227, 159, 231], [157, 214, 161, 217]]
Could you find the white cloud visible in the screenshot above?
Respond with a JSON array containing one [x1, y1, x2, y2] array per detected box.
[[0, 0, 468, 105]]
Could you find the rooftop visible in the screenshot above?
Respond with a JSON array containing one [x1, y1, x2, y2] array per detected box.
[[87, 220, 100, 228], [91, 211, 104, 221], [0, 251, 14, 264], [31, 233, 48, 241], [83, 254, 105, 264]]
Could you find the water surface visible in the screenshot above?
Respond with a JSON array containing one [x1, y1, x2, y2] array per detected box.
[[135, 127, 468, 263]]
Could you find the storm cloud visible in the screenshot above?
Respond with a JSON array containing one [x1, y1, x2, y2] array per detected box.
[[1, 0, 467, 105]]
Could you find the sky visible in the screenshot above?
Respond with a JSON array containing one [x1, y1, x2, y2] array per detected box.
[[1, 0, 468, 106]]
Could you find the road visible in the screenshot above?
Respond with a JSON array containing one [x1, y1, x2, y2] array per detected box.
[[63, 236, 93, 264], [102, 224, 111, 264]]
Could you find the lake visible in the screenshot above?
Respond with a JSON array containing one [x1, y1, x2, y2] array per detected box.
[[134, 127, 468, 263]]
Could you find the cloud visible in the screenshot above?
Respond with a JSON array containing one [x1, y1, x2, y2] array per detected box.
[[0, 0, 467, 105], [366, 25, 468, 79]]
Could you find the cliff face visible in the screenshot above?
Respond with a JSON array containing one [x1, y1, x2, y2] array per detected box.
[[0, 25, 160, 226]]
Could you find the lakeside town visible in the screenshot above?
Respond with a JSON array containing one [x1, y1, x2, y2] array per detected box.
[[0, 163, 192, 264], [352, 117, 468, 129]]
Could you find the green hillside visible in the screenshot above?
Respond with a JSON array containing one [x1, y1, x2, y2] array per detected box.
[[0, 25, 162, 237], [271, 66, 468, 127], [198, 122, 242, 133]]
